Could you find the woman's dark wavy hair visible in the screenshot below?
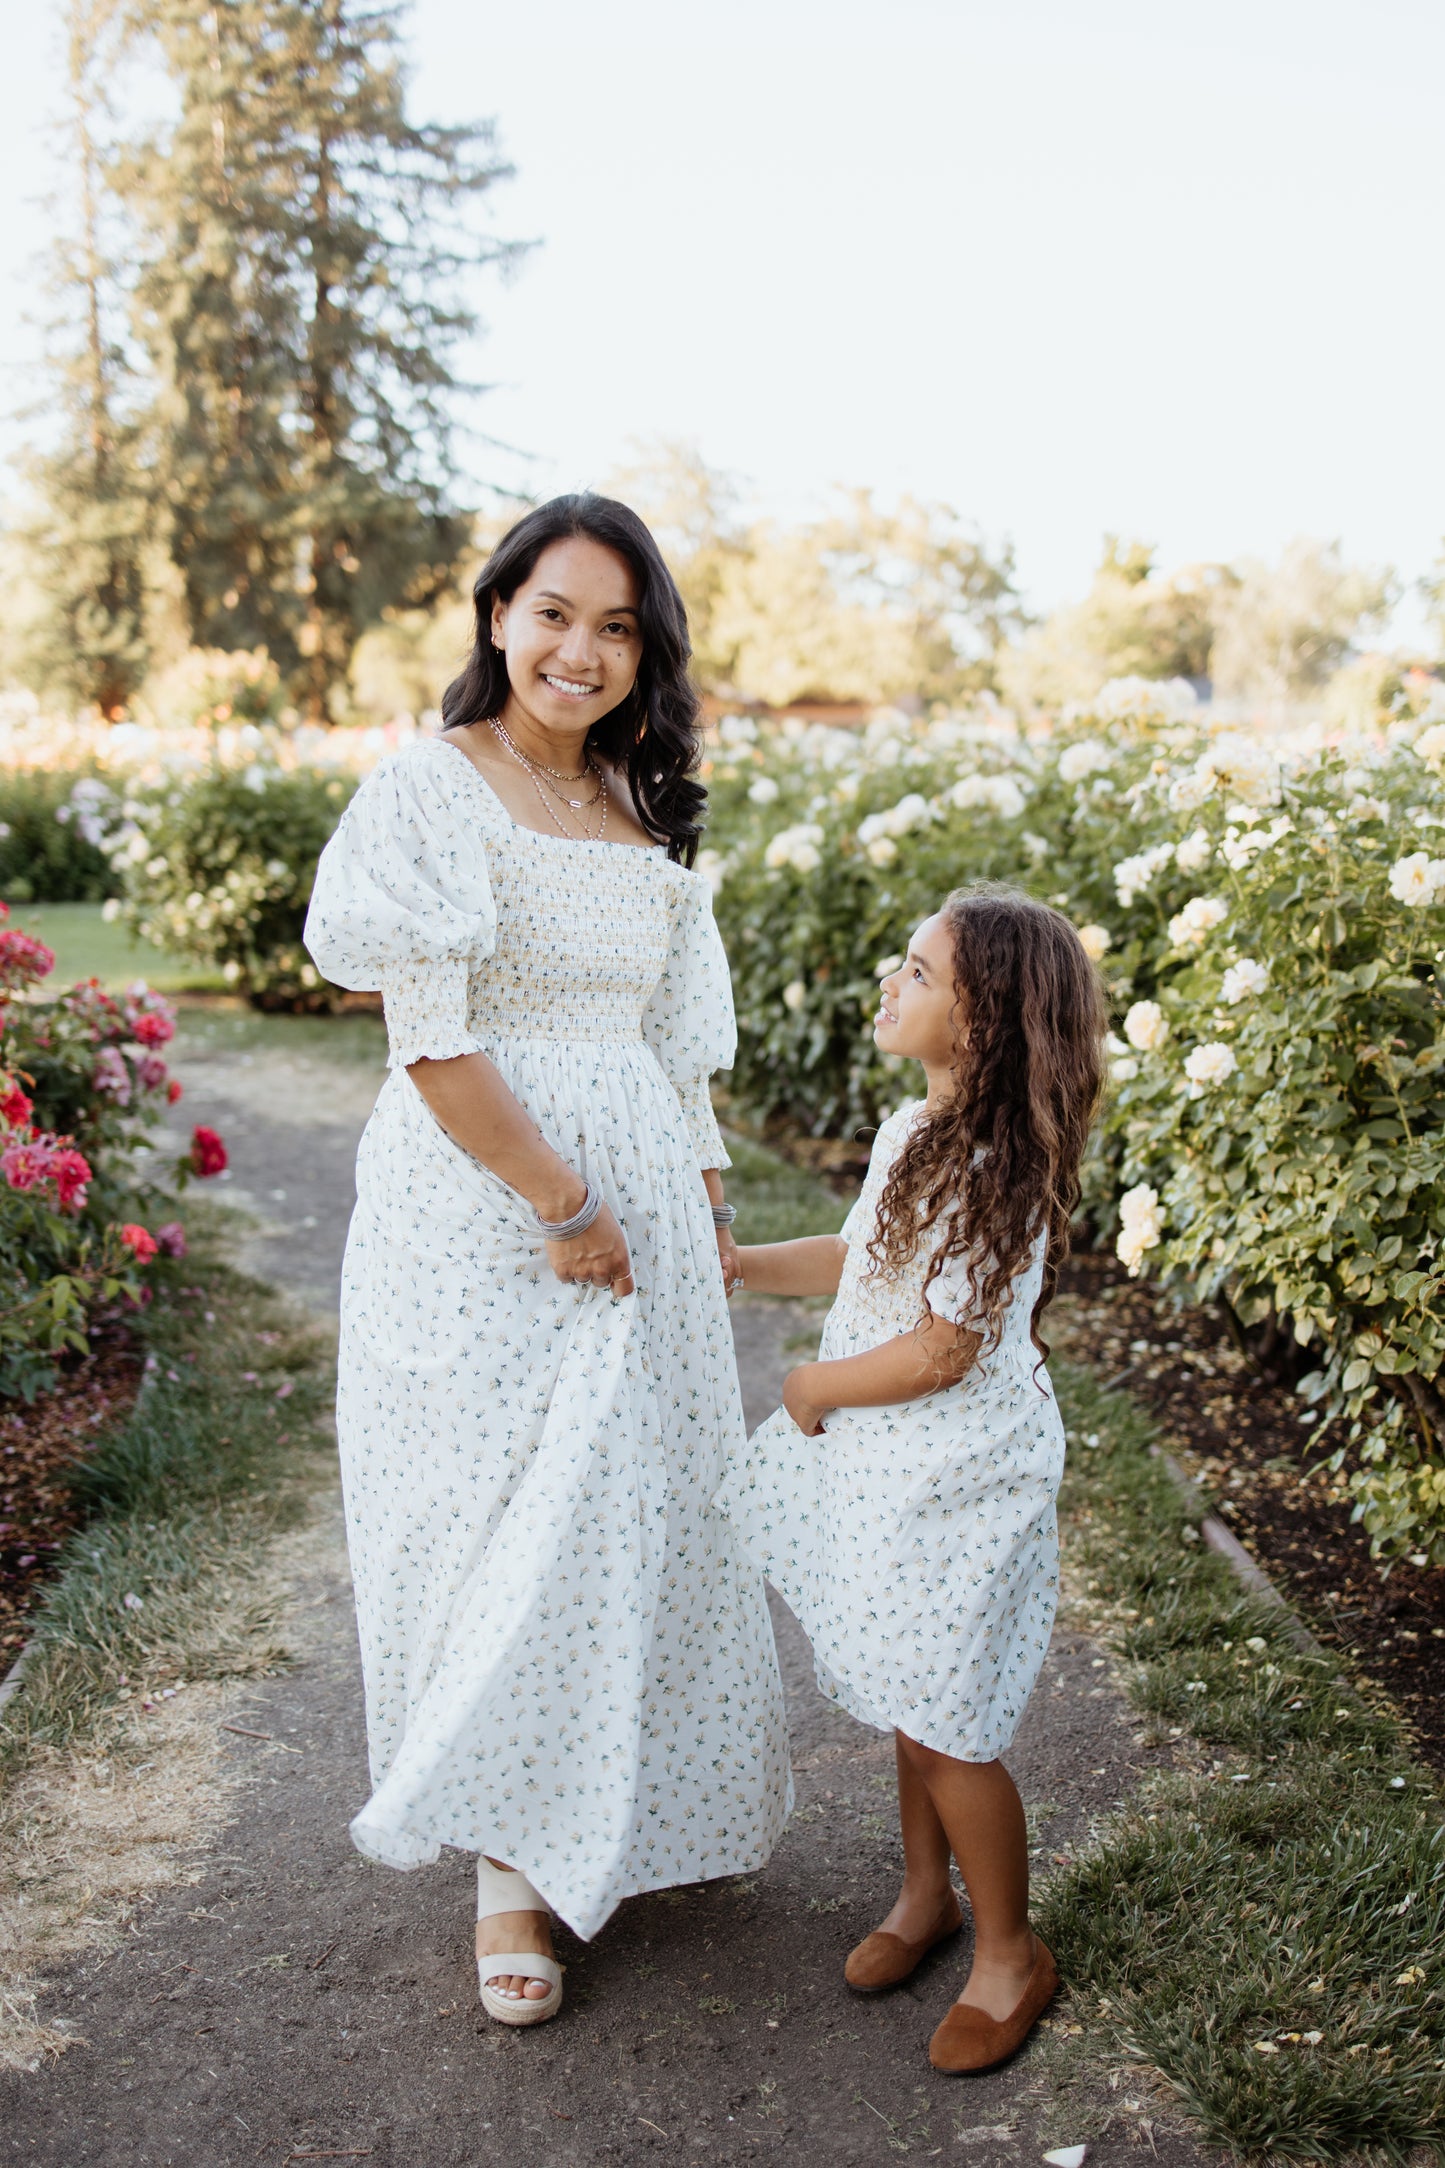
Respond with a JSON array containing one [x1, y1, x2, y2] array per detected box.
[[441, 493, 706, 864], [867, 885, 1106, 1364]]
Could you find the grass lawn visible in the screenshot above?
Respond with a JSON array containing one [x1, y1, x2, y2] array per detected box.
[[21, 901, 229, 995]]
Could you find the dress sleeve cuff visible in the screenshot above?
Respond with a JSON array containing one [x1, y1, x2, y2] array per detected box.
[[674, 1071, 731, 1173], [381, 957, 489, 1070]]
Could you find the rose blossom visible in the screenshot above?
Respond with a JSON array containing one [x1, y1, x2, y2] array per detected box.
[[0, 1083, 32, 1128], [1221, 959, 1269, 1005], [1116, 1183, 1165, 1276], [93, 1046, 132, 1103], [118, 1223, 159, 1261], [153, 1220, 187, 1258], [1123, 1000, 1169, 1052], [1183, 1042, 1238, 1088], [49, 1147, 93, 1211], [191, 1125, 228, 1176]]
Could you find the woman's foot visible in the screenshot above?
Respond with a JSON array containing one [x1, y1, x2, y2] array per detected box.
[[930, 1935, 1058, 2074], [845, 1882, 963, 1992], [475, 1908, 557, 2003]]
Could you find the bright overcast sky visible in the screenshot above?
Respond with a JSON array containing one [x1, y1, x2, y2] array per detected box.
[[1, 0, 1441, 634]]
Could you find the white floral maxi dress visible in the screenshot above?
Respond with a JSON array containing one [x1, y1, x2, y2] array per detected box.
[[717, 1105, 1065, 1762], [302, 736, 791, 1938]]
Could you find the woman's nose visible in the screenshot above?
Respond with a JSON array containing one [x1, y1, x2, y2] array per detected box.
[[556, 621, 599, 670]]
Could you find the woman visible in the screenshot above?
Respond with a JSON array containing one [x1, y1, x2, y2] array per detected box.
[[303, 494, 790, 2027]]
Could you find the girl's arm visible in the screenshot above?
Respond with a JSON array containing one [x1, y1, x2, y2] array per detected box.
[[783, 1315, 981, 1435], [408, 1052, 633, 1296], [733, 1236, 847, 1299]]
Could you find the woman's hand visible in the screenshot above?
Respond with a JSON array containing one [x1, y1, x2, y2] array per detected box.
[[545, 1200, 635, 1299], [783, 1364, 829, 1436], [717, 1222, 743, 1297]]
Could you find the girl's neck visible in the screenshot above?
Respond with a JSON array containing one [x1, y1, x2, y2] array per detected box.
[[495, 696, 592, 774], [920, 1057, 956, 1111]]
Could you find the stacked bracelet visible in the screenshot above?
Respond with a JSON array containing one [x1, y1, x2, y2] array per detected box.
[[711, 1202, 737, 1227], [536, 1180, 603, 1240]]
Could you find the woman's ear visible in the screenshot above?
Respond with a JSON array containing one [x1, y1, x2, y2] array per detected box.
[[489, 594, 506, 652]]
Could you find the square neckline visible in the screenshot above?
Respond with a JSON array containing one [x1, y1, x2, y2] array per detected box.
[[429, 731, 668, 857]]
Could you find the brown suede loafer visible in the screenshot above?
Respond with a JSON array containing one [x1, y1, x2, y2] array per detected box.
[[928, 1938, 1059, 2073], [844, 1895, 964, 1993]]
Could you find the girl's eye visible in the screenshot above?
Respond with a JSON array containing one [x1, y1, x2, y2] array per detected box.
[[538, 606, 565, 622], [603, 621, 634, 639]]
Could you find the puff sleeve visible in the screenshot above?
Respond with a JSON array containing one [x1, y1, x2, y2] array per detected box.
[[641, 870, 736, 1172], [303, 745, 497, 1070]]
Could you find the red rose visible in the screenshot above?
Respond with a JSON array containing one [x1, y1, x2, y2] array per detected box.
[[131, 1011, 175, 1049], [49, 1146, 93, 1212], [166, 1078, 184, 1104], [191, 1125, 228, 1176], [0, 1085, 32, 1128], [118, 1223, 159, 1262]]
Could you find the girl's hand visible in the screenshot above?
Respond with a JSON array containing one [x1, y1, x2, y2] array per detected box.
[[717, 1223, 744, 1297], [783, 1364, 829, 1436], [545, 1201, 635, 1299]]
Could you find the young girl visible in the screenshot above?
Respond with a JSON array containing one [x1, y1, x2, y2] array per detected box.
[[719, 887, 1104, 2074]]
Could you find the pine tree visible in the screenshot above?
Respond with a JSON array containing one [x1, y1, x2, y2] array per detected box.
[[123, 0, 516, 715], [18, 0, 152, 714]]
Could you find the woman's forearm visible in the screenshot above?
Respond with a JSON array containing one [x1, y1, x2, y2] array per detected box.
[[407, 1052, 585, 1221], [734, 1236, 847, 1298]]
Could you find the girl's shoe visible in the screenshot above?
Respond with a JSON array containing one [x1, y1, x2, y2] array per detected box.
[[844, 1892, 964, 1992], [475, 1859, 564, 2027], [928, 1938, 1058, 2074]]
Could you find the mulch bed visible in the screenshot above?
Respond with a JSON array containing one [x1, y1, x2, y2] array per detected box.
[[0, 1322, 143, 1670], [1055, 1248, 1445, 1773]]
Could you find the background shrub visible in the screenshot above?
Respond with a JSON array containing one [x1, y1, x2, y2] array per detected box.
[[0, 765, 118, 902]]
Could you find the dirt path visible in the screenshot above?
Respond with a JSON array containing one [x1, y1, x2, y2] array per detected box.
[[1, 1025, 1218, 2167]]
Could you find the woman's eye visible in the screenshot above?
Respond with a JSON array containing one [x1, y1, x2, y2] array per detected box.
[[604, 621, 633, 638], [538, 606, 564, 622]]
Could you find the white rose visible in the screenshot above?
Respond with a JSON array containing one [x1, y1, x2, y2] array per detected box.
[[1388, 852, 1445, 907], [695, 848, 727, 894], [1077, 924, 1112, 961], [1174, 827, 1212, 874], [1167, 771, 1210, 812], [874, 954, 904, 978], [865, 835, 898, 867], [1116, 1182, 1165, 1276], [948, 774, 1026, 819], [1346, 797, 1388, 823], [747, 776, 780, 805], [1124, 1000, 1169, 1052], [1183, 1041, 1238, 1088], [1168, 895, 1229, 949], [1110, 1055, 1140, 1082], [1220, 959, 1268, 1004], [101, 897, 122, 922], [1113, 842, 1175, 907], [1193, 733, 1281, 807], [885, 791, 935, 835], [1057, 739, 1111, 784], [1412, 723, 1445, 771], [782, 980, 807, 1012], [718, 714, 758, 747]]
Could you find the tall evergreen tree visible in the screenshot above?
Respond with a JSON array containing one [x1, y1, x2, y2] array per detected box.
[[19, 0, 152, 714], [122, 0, 516, 714]]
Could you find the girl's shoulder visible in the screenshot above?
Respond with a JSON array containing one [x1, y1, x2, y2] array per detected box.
[[869, 1099, 926, 1166]]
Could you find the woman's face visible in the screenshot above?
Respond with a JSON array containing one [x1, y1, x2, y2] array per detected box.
[[874, 913, 962, 1069], [491, 536, 642, 737]]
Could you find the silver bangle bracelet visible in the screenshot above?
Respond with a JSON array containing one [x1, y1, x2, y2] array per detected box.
[[711, 1202, 737, 1227], [536, 1179, 602, 1240]]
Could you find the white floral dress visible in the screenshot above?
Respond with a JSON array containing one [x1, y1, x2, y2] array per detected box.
[[303, 735, 790, 1938], [718, 1104, 1065, 1762]]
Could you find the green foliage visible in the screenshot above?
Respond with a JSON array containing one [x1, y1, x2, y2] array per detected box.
[[109, 758, 358, 1002], [1040, 1361, 1444, 2163], [0, 765, 117, 902], [705, 687, 1445, 1557]]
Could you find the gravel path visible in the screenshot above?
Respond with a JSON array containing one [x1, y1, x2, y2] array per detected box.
[[1, 1026, 1218, 2167]]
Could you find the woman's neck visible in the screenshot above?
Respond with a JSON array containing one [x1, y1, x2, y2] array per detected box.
[[495, 696, 592, 774]]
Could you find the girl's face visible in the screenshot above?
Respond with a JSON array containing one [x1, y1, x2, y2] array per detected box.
[[491, 536, 643, 738], [874, 913, 962, 1069]]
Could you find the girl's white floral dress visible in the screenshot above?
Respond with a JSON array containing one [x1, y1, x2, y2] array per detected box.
[[718, 1104, 1065, 1762], [303, 735, 790, 1938]]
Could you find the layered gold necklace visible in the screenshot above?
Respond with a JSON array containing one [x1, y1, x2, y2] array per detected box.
[[488, 717, 609, 842]]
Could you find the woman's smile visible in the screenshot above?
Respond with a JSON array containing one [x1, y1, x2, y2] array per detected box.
[[540, 671, 602, 701]]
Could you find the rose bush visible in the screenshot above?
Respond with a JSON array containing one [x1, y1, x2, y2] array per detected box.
[[0, 903, 225, 1398], [102, 760, 359, 1005], [703, 683, 1445, 1562]]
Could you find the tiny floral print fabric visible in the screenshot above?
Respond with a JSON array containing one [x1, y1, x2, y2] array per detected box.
[[718, 1104, 1066, 1762], [303, 736, 790, 1938]]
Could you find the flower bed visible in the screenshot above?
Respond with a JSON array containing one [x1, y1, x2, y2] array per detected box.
[[703, 684, 1445, 1562], [0, 902, 226, 1401]]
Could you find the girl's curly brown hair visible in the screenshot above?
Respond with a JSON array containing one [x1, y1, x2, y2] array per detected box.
[[867, 885, 1106, 1360]]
